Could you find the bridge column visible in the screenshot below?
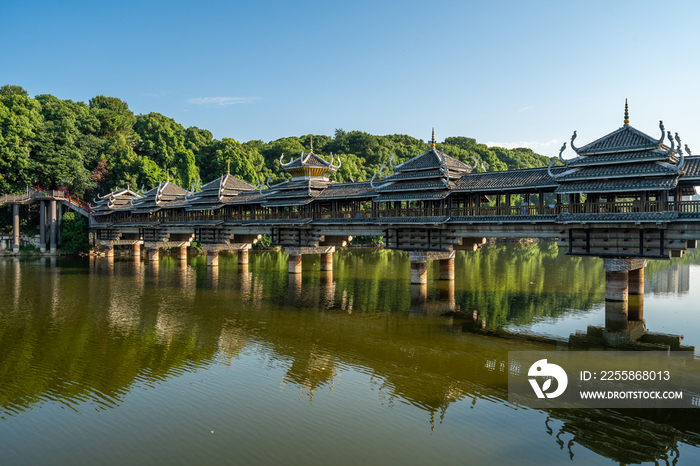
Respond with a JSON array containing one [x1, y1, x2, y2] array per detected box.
[[409, 251, 455, 285], [132, 243, 141, 257], [148, 247, 159, 261], [439, 258, 454, 281], [320, 253, 333, 272], [410, 261, 428, 284], [39, 200, 46, 253], [12, 204, 20, 253], [284, 246, 335, 275], [628, 267, 645, 321], [603, 258, 646, 332], [288, 255, 302, 274], [49, 200, 57, 254], [105, 245, 115, 258], [207, 250, 219, 267], [57, 204, 62, 245], [177, 246, 187, 261], [238, 249, 249, 265]]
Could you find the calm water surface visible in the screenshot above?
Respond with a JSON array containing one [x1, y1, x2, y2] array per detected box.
[[1, 244, 700, 465]]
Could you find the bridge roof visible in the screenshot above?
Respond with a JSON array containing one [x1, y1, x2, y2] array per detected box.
[[316, 182, 374, 199], [574, 124, 665, 156], [131, 181, 188, 211], [91, 189, 140, 215], [453, 167, 563, 192], [554, 176, 679, 194], [556, 162, 679, 181], [186, 174, 255, 210], [394, 147, 471, 173]]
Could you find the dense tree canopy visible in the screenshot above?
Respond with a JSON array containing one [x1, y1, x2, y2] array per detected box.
[[0, 85, 555, 199]]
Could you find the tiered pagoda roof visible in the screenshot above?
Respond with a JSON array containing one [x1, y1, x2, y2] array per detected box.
[[373, 129, 473, 203], [90, 188, 141, 216], [263, 139, 341, 206], [186, 173, 255, 211], [553, 101, 691, 195], [130, 181, 188, 214]]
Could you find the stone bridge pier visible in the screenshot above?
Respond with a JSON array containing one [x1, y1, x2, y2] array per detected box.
[[284, 246, 336, 274], [203, 243, 252, 267], [408, 251, 456, 284], [604, 258, 646, 334]]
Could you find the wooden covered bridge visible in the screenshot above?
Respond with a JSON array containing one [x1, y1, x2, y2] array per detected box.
[[4, 107, 700, 345]]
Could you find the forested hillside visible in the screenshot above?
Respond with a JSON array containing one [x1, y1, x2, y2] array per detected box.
[[0, 85, 554, 199]]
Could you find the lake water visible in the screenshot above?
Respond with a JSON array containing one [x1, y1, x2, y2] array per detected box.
[[1, 244, 699, 465]]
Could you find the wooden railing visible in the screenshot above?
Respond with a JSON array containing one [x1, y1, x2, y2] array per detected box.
[[90, 200, 700, 225]]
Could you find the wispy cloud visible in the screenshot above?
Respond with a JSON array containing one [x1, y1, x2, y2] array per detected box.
[[188, 97, 257, 106], [485, 139, 560, 151], [517, 106, 534, 113]]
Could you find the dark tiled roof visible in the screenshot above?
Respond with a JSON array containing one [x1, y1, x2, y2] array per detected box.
[[555, 177, 678, 194], [374, 191, 450, 202], [281, 151, 333, 169], [565, 149, 676, 167], [453, 167, 563, 192], [316, 182, 375, 199], [384, 169, 445, 181], [557, 162, 678, 181], [223, 191, 266, 204], [377, 179, 449, 192], [263, 198, 315, 207], [557, 211, 679, 223], [187, 174, 255, 210], [90, 189, 141, 215], [681, 156, 700, 179], [131, 182, 188, 210], [574, 125, 665, 155], [395, 148, 471, 172]]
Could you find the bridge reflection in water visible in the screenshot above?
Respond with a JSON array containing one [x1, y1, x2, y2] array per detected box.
[[2, 247, 700, 464]]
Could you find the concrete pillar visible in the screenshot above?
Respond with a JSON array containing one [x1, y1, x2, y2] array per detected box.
[[238, 249, 249, 265], [628, 268, 644, 295], [49, 200, 57, 253], [178, 246, 187, 261], [605, 270, 628, 302], [320, 252, 333, 272], [148, 248, 159, 261], [12, 204, 20, 253], [57, 204, 62, 245], [133, 243, 141, 257], [605, 271, 629, 331], [207, 250, 219, 267], [439, 258, 454, 280], [288, 254, 302, 274], [105, 245, 115, 258], [39, 200, 46, 253], [410, 261, 428, 284]]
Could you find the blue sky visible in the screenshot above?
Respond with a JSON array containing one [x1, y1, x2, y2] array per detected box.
[[3, 0, 700, 157]]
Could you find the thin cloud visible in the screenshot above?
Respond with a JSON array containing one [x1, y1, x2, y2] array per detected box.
[[517, 106, 534, 113], [188, 97, 257, 106]]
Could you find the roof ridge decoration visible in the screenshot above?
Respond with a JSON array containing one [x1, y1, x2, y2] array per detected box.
[[370, 162, 390, 189], [624, 99, 629, 126], [440, 149, 449, 187]]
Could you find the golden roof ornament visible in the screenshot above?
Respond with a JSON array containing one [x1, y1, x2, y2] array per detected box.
[[624, 99, 629, 126], [431, 128, 436, 148]]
